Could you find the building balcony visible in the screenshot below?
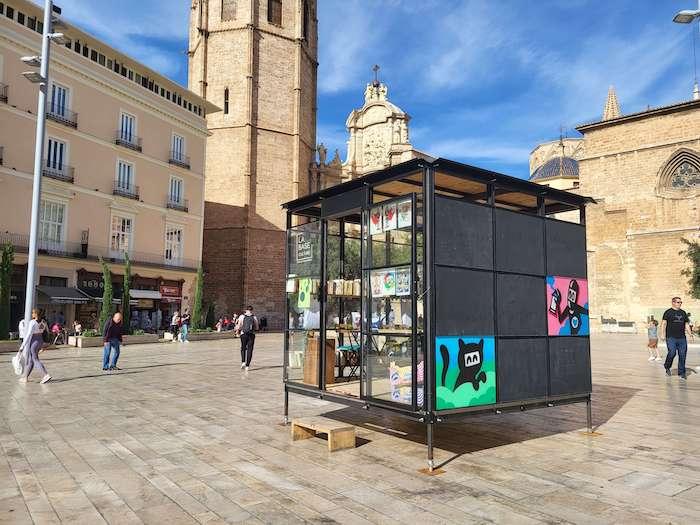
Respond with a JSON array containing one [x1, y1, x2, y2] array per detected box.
[[0, 83, 7, 104], [42, 162, 75, 183], [113, 181, 140, 200], [0, 231, 199, 271], [115, 130, 143, 152], [47, 106, 78, 128], [166, 198, 189, 213], [168, 151, 191, 170]]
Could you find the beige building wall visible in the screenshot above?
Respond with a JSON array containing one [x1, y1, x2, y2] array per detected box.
[[0, 0, 217, 328], [577, 102, 700, 328]]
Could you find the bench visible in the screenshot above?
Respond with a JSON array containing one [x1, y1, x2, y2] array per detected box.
[[291, 417, 356, 452]]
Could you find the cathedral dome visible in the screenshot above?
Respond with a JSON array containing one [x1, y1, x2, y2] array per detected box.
[[530, 156, 579, 181]]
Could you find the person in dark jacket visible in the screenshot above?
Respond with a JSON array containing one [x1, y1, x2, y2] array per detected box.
[[102, 312, 124, 371]]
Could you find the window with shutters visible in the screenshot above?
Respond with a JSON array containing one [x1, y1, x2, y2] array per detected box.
[[110, 215, 133, 254], [268, 0, 282, 26], [164, 225, 183, 265], [224, 87, 229, 114], [221, 0, 236, 20], [39, 199, 66, 251]]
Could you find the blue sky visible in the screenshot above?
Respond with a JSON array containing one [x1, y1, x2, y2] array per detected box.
[[55, 0, 699, 178]]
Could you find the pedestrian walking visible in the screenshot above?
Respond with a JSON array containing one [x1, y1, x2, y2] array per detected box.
[[18, 309, 51, 384], [102, 312, 124, 371], [661, 297, 695, 379], [180, 309, 191, 343], [235, 305, 259, 371], [646, 317, 661, 361], [170, 311, 180, 342]]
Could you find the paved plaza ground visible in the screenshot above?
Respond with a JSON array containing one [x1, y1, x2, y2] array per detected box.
[[1, 333, 699, 524]]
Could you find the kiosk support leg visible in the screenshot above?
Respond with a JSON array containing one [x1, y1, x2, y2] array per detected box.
[[586, 396, 592, 433], [427, 420, 434, 472], [283, 389, 289, 425]]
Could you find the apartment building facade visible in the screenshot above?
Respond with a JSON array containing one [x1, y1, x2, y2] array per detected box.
[[0, 0, 218, 331]]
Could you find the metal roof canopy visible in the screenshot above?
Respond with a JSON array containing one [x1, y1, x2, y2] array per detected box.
[[36, 286, 90, 304], [282, 158, 594, 216]]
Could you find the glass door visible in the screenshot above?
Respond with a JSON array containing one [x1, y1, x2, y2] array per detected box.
[[285, 219, 322, 387], [361, 193, 422, 408]]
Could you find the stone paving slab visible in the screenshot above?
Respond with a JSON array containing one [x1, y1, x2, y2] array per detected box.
[[0, 334, 699, 523]]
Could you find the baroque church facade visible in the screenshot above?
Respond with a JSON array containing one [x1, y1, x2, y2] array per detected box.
[[530, 87, 700, 329]]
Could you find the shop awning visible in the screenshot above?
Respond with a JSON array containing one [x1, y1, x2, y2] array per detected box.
[[130, 289, 162, 300], [77, 289, 122, 304], [36, 286, 90, 304]]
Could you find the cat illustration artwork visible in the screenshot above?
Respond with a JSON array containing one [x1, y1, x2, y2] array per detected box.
[[454, 338, 487, 390], [435, 336, 496, 409]]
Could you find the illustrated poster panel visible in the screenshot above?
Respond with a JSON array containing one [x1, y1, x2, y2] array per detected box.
[[370, 207, 383, 236], [395, 267, 411, 296], [547, 276, 589, 336], [382, 269, 396, 296], [297, 278, 311, 309], [383, 203, 398, 231], [370, 270, 384, 297], [435, 336, 496, 410], [397, 200, 412, 229]]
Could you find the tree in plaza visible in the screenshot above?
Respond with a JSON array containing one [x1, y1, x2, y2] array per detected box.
[[680, 238, 700, 300], [0, 243, 14, 339], [191, 266, 204, 329], [122, 252, 131, 334], [98, 256, 113, 329]]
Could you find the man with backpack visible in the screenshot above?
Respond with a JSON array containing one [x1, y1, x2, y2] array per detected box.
[[235, 305, 259, 371]]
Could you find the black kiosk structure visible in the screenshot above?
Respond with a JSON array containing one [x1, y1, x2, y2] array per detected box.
[[283, 158, 594, 470]]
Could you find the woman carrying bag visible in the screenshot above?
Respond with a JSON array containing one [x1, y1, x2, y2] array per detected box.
[[17, 309, 51, 384]]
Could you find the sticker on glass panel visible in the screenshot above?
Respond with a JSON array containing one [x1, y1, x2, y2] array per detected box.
[[435, 336, 496, 410]]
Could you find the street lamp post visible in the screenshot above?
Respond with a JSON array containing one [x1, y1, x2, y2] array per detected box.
[[20, 0, 66, 331], [673, 0, 700, 100]]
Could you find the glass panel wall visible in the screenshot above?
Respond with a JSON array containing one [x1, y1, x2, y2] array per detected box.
[[362, 194, 421, 406], [286, 219, 322, 387]]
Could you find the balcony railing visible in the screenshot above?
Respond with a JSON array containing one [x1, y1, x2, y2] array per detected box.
[[113, 181, 140, 200], [166, 198, 189, 212], [0, 83, 7, 104], [42, 162, 75, 183], [47, 106, 78, 128], [0, 231, 200, 271], [168, 151, 191, 169], [115, 130, 143, 152]]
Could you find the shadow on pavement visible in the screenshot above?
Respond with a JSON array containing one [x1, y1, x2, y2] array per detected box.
[[320, 383, 638, 466], [48, 363, 190, 383]]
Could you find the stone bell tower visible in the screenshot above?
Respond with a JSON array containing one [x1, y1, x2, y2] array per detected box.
[[188, 0, 318, 327]]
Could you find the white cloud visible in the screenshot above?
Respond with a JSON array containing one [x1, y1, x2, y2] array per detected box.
[[54, 0, 189, 81], [424, 137, 532, 166]]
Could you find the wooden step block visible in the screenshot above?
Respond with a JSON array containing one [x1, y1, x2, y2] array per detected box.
[[291, 417, 356, 452]]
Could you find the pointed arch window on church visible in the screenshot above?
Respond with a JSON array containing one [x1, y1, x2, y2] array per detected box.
[[657, 149, 700, 196], [221, 0, 236, 21], [224, 88, 229, 115], [671, 161, 700, 188], [268, 0, 282, 26]]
